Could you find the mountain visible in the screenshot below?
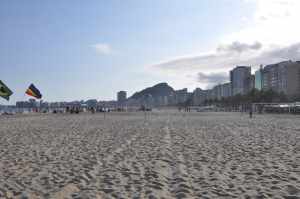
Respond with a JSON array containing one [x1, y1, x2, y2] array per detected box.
[[130, 83, 175, 100]]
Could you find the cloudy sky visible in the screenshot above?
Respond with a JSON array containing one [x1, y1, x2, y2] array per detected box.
[[1, 0, 300, 104]]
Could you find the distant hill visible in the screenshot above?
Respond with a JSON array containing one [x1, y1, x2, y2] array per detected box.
[[130, 83, 175, 99]]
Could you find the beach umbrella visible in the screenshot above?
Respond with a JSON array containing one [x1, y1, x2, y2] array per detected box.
[[0, 80, 13, 101], [25, 83, 42, 99]]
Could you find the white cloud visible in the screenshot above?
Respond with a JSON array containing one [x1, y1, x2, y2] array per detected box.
[[92, 43, 112, 55], [225, 0, 300, 46], [153, 41, 265, 73], [154, 42, 300, 71], [217, 41, 262, 53]]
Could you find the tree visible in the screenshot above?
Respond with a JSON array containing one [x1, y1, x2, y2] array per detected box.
[[202, 89, 289, 108]]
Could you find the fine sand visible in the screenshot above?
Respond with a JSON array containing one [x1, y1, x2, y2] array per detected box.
[[0, 111, 299, 199]]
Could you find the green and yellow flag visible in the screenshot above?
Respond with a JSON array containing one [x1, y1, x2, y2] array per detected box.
[[0, 80, 13, 101]]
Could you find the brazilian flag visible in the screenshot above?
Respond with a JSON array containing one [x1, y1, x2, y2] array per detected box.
[[0, 80, 13, 101], [26, 84, 42, 99]]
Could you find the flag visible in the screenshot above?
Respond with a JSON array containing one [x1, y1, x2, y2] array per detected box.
[[0, 80, 13, 101], [26, 84, 42, 99]]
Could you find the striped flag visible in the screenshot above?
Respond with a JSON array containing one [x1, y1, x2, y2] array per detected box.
[[26, 84, 42, 99]]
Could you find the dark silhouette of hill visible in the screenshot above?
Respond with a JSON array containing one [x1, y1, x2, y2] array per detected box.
[[130, 83, 175, 99]]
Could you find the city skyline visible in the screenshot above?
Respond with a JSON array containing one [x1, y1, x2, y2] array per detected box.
[[1, 0, 300, 105]]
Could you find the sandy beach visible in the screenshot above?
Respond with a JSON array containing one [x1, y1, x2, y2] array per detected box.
[[0, 111, 299, 198]]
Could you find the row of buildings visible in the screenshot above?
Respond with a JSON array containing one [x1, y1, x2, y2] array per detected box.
[[14, 60, 300, 109], [116, 60, 300, 107], [117, 89, 192, 107], [15, 99, 119, 111], [192, 60, 300, 105]]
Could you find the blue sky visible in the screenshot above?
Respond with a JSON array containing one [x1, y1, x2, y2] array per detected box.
[[1, 0, 300, 104]]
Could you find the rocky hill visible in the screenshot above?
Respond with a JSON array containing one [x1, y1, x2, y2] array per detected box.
[[130, 83, 175, 100]]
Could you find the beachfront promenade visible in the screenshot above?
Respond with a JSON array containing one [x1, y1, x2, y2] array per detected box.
[[0, 112, 299, 198]]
